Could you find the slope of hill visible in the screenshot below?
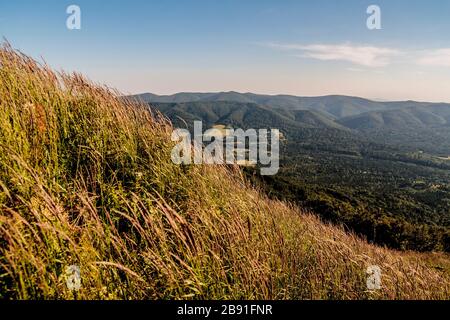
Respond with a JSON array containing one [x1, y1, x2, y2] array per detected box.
[[140, 95, 450, 252], [0, 45, 449, 300], [151, 101, 349, 131], [339, 105, 450, 130], [142, 92, 450, 156], [337, 104, 450, 154]]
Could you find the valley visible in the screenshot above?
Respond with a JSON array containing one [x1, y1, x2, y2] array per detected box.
[[136, 92, 450, 252]]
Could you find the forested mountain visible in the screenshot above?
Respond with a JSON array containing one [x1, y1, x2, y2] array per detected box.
[[135, 92, 450, 252], [132, 91, 449, 118], [151, 101, 349, 131], [339, 104, 450, 130], [140, 93, 450, 155]]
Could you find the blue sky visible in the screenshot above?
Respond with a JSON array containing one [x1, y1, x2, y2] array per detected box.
[[1, 0, 450, 101]]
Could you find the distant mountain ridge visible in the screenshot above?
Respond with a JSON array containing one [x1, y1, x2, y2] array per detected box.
[[129, 91, 450, 253], [131, 92, 450, 136], [130, 91, 449, 120]]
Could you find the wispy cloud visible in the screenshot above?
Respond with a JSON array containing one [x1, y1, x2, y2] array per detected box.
[[263, 42, 450, 70], [347, 67, 364, 72], [417, 49, 450, 67], [265, 43, 402, 67]]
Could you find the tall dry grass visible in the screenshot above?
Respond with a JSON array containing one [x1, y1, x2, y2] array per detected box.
[[0, 43, 448, 299]]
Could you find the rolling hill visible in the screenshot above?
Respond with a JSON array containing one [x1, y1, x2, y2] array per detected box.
[[151, 101, 348, 131], [132, 91, 450, 119], [339, 105, 450, 130], [139, 92, 450, 155], [135, 92, 450, 252]]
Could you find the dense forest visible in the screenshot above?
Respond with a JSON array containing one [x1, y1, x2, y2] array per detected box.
[[139, 93, 450, 252]]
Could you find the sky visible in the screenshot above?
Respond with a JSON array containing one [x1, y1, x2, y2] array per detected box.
[[1, 0, 450, 102]]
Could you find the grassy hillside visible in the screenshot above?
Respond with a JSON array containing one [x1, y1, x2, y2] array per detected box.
[[0, 44, 449, 299]]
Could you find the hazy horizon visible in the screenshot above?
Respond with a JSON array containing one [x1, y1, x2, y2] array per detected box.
[[132, 90, 450, 104]]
